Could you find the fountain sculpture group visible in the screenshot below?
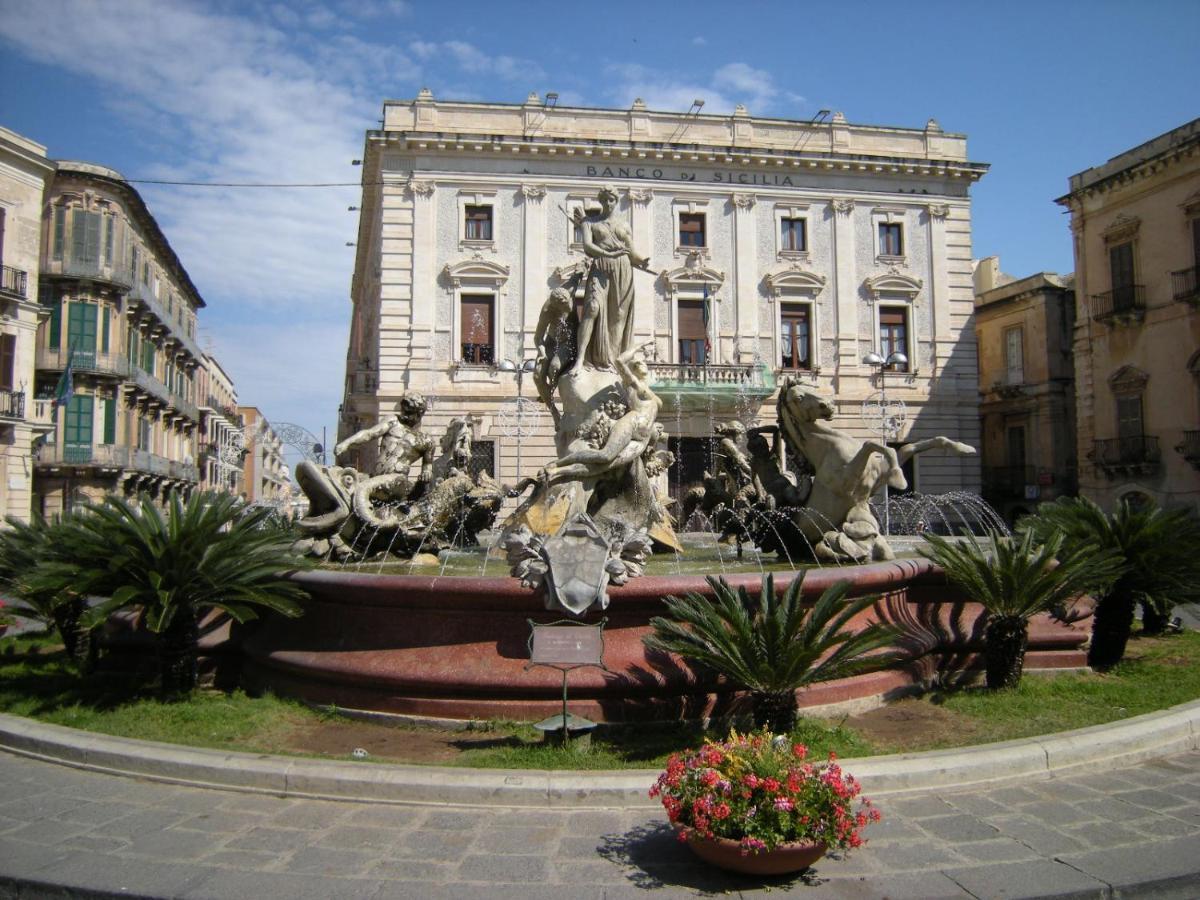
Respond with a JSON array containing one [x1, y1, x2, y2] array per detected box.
[[292, 184, 977, 614]]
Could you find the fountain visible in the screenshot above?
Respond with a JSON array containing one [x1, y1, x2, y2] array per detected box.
[[244, 186, 1089, 723]]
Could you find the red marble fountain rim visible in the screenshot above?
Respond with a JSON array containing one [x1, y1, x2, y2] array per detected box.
[[291, 557, 940, 606]]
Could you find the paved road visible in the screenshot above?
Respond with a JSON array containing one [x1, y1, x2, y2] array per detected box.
[[1, 749, 1198, 899]]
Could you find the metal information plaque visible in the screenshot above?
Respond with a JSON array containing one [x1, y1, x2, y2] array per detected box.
[[529, 623, 605, 668]]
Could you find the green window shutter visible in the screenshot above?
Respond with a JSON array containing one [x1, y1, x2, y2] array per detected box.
[[53, 208, 65, 260], [71, 209, 87, 261], [64, 395, 93, 455], [48, 302, 61, 349], [128, 327, 138, 364], [85, 212, 101, 263], [102, 397, 116, 445], [104, 215, 115, 265], [101, 308, 110, 353], [67, 302, 98, 366]]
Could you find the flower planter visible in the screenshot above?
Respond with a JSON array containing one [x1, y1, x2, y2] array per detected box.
[[680, 828, 826, 875]]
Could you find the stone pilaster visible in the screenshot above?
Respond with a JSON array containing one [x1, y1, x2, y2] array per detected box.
[[831, 198, 858, 370], [519, 183, 547, 357], [732, 192, 758, 361]]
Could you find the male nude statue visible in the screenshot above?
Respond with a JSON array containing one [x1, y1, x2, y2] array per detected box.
[[335, 391, 435, 515]]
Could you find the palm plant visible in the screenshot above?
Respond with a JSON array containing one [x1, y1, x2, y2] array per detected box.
[[921, 530, 1118, 689], [643, 572, 898, 733], [24, 491, 310, 696], [1021, 497, 1200, 670], [0, 514, 95, 668]]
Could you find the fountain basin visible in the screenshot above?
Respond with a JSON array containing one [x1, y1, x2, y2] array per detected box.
[[240, 558, 1091, 724]]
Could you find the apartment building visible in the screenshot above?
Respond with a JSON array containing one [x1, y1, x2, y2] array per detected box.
[[0, 127, 55, 522], [341, 93, 987, 503], [33, 161, 204, 515], [196, 353, 244, 497], [237, 406, 291, 509], [1057, 118, 1200, 511], [973, 257, 1077, 522]]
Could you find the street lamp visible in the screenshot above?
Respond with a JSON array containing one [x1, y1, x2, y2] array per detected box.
[[862, 351, 908, 535]]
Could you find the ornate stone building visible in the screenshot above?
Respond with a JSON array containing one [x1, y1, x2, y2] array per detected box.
[[341, 93, 987, 505], [973, 257, 1077, 523], [197, 353, 244, 497], [33, 161, 205, 515], [1057, 118, 1200, 511], [0, 127, 55, 522]]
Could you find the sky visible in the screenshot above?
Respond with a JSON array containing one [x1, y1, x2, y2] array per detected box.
[[1, 0, 1196, 474]]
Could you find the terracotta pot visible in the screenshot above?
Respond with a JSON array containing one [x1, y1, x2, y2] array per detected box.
[[680, 829, 826, 875]]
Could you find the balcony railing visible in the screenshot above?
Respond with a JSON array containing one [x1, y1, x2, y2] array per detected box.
[[1091, 285, 1146, 323], [1172, 266, 1199, 305], [125, 277, 203, 363], [36, 347, 131, 378], [648, 362, 776, 411], [36, 443, 131, 468], [1091, 435, 1161, 477], [1177, 430, 1200, 469], [0, 388, 25, 420], [982, 465, 1036, 499], [0, 264, 28, 298], [42, 254, 133, 290]]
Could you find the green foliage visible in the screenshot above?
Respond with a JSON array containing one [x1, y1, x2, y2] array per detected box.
[[1020, 497, 1200, 668], [644, 573, 899, 732], [921, 530, 1117, 621], [26, 491, 310, 634], [0, 514, 68, 624]]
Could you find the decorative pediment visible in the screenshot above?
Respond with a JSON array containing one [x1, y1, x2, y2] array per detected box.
[[864, 269, 922, 298], [763, 263, 827, 298], [662, 260, 725, 296], [1108, 364, 1149, 394], [1102, 213, 1140, 244], [442, 256, 510, 288]]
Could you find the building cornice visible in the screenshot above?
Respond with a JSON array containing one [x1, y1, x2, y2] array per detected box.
[[1056, 118, 1200, 207]]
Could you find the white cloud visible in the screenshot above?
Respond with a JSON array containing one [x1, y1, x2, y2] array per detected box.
[[692, 36, 707, 46], [409, 39, 545, 83], [603, 61, 803, 117]]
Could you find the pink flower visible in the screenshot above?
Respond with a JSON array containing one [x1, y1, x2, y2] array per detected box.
[[774, 797, 794, 811]]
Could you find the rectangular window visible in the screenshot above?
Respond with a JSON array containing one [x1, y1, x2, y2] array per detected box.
[[52, 208, 65, 260], [677, 299, 708, 365], [1006, 425, 1027, 470], [64, 395, 93, 457], [131, 245, 139, 276], [127, 327, 138, 365], [879, 222, 904, 257], [1004, 326, 1024, 384], [464, 205, 493, 241], [1116, 394, 1143, 439], [66, 302, 98, 367], [71, 210, 102, 263], [104, 214, 114, 266], [142, 261, 149, 285], [459, 294, 495, 364], [679, 213, 706, 248], [780, 306, 811, 369], [48, 301, 61, 349], [1109, 241, 1135, 309], [102, 397, 116, 445], [879, 307, 909, 372], [138, 415, 152, 450], [142, 337, 156, 374], [0, 333, 15, 391], [100, 309, 110, 353], [780, 217, 807, 252]]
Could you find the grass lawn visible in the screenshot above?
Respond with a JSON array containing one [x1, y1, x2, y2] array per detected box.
[[2, 627, 1198, 770]]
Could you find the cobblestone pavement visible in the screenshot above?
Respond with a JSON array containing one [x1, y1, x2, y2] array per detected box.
[[1, 750, 1198, 899]]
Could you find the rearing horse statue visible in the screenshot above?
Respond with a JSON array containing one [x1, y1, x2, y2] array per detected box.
[[775, 378, 976, 562]]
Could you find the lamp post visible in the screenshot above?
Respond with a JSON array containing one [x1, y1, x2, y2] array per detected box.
[[497, 358, 539, 482], [862, 350, 908, 536]]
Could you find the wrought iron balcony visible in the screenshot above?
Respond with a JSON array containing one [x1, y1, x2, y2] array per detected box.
[[42, 253, 133, 290], [0, 264, 28, 299], [36, 347, 131, 378], [1172, 266, 1199, 305], [1177, 430, 1200, 470], [1090, 435, 1160, 478], [0, 388, 25, 420], [1091, 285, 1145, 324], [36, 443, 131, 469]]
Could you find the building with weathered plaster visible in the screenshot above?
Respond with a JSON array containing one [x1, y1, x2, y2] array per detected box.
[[197, 353, 243, 497], [33, 161, 204, 515], [0, 127, 55, 523], [973, 257, 1076, 522], [238, 406, 291, 509], [341, 93, 987, 506], [1057, 118, 1200, 511]]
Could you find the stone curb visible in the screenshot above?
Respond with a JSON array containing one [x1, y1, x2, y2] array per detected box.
[[1, 700, 1198, 809]]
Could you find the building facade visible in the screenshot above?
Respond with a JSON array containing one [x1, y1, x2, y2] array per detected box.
[[0, 127, 55, 522], [238, 406, 291, 509], [341, 93, 987, 506], [33, 162, 205, 515], [973, 257, 1076, 522], [197, 353, 244, 497], [1057, 118, 1200, 511]]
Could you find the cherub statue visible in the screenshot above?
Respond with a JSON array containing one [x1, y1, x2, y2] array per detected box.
[[531, 285, 579, 425]]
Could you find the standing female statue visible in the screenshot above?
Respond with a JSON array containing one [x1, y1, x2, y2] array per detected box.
[[568, 185, 652, 375]]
